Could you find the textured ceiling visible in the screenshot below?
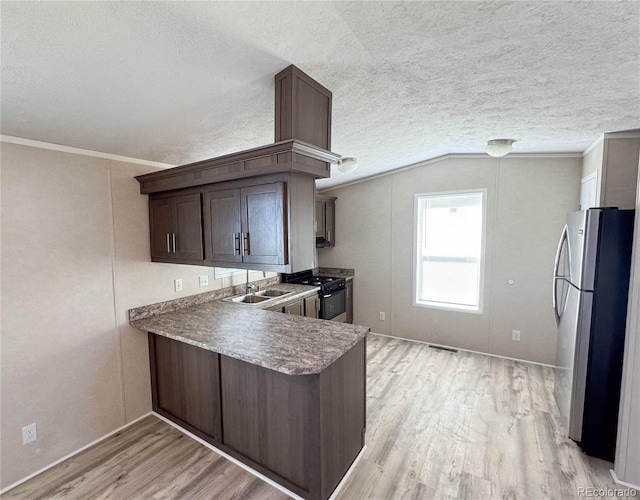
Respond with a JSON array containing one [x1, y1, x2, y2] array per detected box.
[[2, 1, 639, 188]]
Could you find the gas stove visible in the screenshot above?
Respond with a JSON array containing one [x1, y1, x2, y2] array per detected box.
[[283, 271, 348, 322], [283, 270, 346, 294]]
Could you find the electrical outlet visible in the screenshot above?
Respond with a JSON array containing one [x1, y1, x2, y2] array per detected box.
[[174, 278, 183, 292], [512, 330, 521, 341], [22, 423, 37, 445], [379, 312, 386, 321], [199, 275, 209, 287]]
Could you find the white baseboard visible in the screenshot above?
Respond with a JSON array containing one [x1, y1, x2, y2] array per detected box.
[[153, 412, 303, 499], [154, 411, 366, 500], [0, 412, 153, 495], [610, 468, 640, 491], [370, 332, 557, 368], [328, 444, 367, 500]]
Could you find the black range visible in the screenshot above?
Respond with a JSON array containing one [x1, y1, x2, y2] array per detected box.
[[283, 270, 347, 322]]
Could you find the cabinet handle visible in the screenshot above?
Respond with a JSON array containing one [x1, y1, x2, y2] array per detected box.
[[244, 233, 250, 256], [166, 233, 171, 253], [172, 233, 176, 254], [233, 233, 240, 255], [327, 230, 331, 244], [240, 232, 245, 257]]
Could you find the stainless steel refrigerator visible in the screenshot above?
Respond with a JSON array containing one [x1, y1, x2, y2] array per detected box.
[[553, 207, 634, 461]]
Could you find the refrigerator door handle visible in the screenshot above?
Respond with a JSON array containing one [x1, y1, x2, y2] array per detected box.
[[553, 277, 561, 323], [554, 224, 569, 278], [553, 225, 569, 324]]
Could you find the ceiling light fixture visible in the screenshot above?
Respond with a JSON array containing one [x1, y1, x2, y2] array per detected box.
[[486, 139, 515, 157], [335, 157, 358, 174]]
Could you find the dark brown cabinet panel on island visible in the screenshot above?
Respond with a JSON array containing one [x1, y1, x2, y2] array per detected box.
[[149, 189, 204, 263], [148, 332, 366, 500], [220, 340, 365, 500], [149, 334, 222, 443]]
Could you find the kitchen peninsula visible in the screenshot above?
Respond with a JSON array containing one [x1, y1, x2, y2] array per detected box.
[[129, 284, 368, 500]]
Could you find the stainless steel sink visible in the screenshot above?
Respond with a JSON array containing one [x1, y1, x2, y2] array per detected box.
[[224, 288, 295, 305], [256, 289, 293, 298], [229, 294, 271, 304]]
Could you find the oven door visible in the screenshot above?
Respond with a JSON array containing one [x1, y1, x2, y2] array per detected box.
[[320, 289, 347, 322]]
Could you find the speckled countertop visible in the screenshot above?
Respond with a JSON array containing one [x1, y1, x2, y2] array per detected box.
[[130, 283, 368, 376], [316, 267, 354, 279]]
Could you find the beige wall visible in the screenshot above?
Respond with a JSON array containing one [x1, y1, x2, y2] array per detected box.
[[319, 156, 582, 364], [581, 139, 604, 204], [582, 139, 604, 180], [316, 176, 393, 335], [0, 142, 272, 489]]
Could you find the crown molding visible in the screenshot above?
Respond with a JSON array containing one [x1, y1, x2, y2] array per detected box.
[[0, 135, 175, 169], [604, 129, 640, 139], [317, 152, 583, 193]]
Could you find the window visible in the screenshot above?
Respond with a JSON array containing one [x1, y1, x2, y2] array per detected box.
[[414, 189, 486, 313], [213, 267, 244, 279]]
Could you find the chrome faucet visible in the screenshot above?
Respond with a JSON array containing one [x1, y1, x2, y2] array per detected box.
[[246, 270, 258, 294]]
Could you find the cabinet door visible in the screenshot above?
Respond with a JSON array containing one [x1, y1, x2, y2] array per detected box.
[[325, 200, 335, 246], [174, 193, 204, 261], [204, 188, 242, 263], [305, 296, 320, 318], [241, 183, 287, 265], [150, 334, 222, 442], [149, 197, 174, 259], [315, 200, 325, 238], [283, 299, 304, 316], [149, 192, 203, 262]]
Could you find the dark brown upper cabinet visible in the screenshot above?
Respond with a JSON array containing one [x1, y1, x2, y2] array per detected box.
[[204, 181, 286, 267], [275, 65, 332, 151], [203, 173, 315, 273], [202, 188, 243, 264], [137, 65, 337, 272], [149, 189, 204, 263], [315, 194, 336, 248]]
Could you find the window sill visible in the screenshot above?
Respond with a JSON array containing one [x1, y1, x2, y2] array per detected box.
[[413, 300, 483, 315]]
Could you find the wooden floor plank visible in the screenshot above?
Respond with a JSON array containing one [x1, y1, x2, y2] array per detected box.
[[3, 333, 635, 500]]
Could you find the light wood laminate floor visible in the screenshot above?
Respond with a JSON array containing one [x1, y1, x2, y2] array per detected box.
[[3, 334, 634, 499]]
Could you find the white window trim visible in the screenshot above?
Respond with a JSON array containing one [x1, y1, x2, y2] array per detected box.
[[412, 188, 487, 314]]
